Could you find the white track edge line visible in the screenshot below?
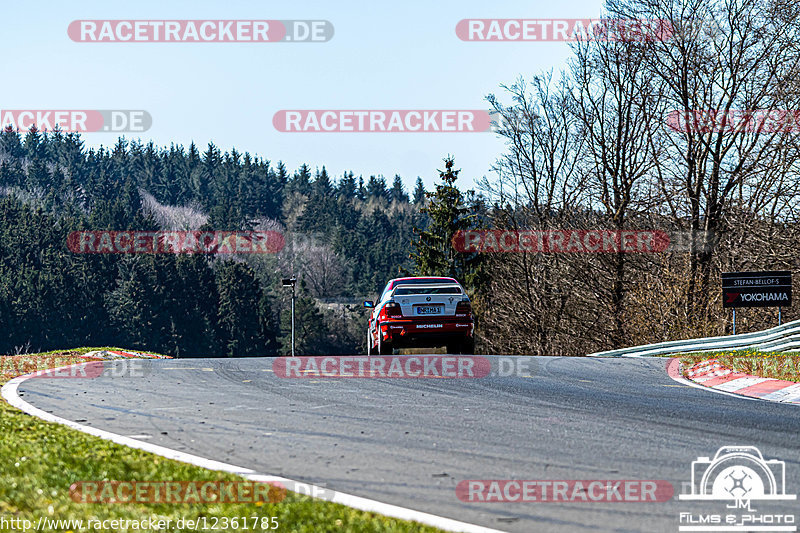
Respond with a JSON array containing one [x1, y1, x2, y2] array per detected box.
[[1, 363, 506, 533]]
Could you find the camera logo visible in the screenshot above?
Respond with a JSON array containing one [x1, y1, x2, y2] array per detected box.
[[678, 446, 795, 532], [680, 446, 795, 501]]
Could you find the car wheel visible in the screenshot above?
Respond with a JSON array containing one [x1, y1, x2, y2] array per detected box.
[[378, 331, 393, 355], [461, 338, 475, 355], [447, 339, 474, 355]]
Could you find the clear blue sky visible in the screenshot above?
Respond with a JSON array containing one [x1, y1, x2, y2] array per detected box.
[[3, 0, 603, 192]]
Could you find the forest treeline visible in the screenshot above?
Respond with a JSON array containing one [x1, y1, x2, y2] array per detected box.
[[0, 128, 428, 356]]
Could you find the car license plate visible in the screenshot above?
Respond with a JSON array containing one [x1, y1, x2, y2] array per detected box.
[[415, 305, 442, 315]]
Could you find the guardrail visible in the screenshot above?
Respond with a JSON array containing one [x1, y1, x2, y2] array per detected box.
[[587, 319, 800, 357]]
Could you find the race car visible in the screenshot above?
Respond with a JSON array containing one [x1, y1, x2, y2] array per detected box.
[[364, 276, 475, 355]]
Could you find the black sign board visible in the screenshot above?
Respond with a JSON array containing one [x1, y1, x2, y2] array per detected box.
[[722, 271, 792, 308]]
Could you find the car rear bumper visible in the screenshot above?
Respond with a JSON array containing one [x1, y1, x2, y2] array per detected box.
[[379, 318, 473, 345]]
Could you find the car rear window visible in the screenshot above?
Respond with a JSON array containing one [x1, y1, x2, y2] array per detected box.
[[394, 286, 462, 295]]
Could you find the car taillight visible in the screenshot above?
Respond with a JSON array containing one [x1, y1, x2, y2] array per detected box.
[[383, 301, 403, 318], [456, 301, 472, 314]]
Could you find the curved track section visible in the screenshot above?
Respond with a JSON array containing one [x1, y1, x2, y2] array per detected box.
[[12, 356, 800, 532]]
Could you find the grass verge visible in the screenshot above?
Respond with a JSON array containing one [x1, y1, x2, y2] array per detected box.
[[0, 348, 443, 532], [678, 349, 800, 382]]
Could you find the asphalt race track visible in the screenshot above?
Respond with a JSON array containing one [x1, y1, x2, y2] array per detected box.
[[16, 356, 800, 532]]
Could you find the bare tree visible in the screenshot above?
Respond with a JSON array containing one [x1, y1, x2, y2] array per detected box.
[[277, 233, 350, 299], [299, 241, 351, 299], [480, 0, 800, 353], [480, 74, 592, 355], [568, 22, 667, 346], [139, 189, 207, 230], [610, 0, 800, 322]]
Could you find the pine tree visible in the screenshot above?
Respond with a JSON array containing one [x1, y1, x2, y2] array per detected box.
[[356, 176, 366, 201], [258, 291, 279, 355], [337, 171, 357, 199], [409, 157, 483, 290], [195, 143, 219, 209], [366, 175, 388, 200], [290, 164, 312, 196], [216, 261, 265, 357], [22, 126, 44, 160], [413, 177, 426, 204], [104, 256, 171, 351], [0, 126, 24, 159], [313, 166, 333, 197], [389, 175, 409, 203], [170, 255, 220, 357]]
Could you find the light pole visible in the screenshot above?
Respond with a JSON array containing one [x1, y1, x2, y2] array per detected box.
[[281, 277, 297, 356]]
